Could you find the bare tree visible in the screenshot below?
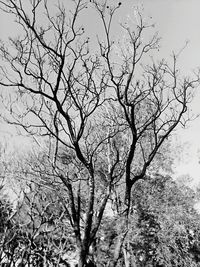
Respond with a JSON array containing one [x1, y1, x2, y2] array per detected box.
[[0, 0, 199, 266]]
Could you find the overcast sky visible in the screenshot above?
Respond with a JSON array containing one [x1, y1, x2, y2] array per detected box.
[[0, 0, 200, 183], [140, 0, 200, 182]]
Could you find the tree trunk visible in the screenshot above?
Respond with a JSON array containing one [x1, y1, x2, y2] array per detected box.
[[123, 247, 130, 267], [78, 249, 87, 267], [109, 231, 127, 267], [77, 247, 97, 267]]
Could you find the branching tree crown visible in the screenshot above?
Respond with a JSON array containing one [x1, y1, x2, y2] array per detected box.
[[0, 0, 199, 266]]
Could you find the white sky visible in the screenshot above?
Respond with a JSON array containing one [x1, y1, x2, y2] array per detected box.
[[139, 0, 200, 184], [0, 0, 200, 185]]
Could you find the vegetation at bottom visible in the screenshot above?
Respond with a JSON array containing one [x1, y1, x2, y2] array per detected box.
[[1, 171, 200, 266]]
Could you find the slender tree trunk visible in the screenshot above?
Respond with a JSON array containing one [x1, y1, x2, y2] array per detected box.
[[78, 254, 86, 267], [123, 247, 130, 267], [109, 231, 127, 267], [77, 246, 88, 267]]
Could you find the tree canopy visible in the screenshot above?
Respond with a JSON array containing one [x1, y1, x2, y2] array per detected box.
[[0, 0, 199, 266]]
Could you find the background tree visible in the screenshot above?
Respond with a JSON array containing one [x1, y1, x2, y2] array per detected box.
[[0, 188, 18, 266], [122, 174, 200, 267], [0, 0, 199, 266], [12, 183, 75, 266], [82, 174, 200, 266]]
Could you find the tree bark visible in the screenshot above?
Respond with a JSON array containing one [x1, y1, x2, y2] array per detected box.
[[123, 247, 130, 267], [78, 248, 87, 267], [109, 231, 127, 267]]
